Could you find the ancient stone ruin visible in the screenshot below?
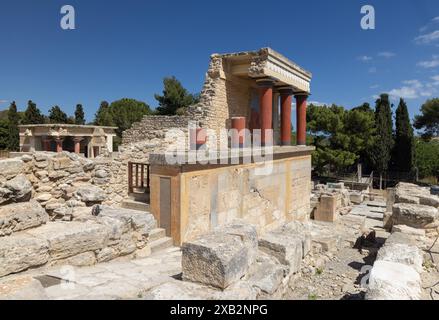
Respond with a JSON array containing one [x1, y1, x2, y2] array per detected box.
[[1, 49, 438, 300]]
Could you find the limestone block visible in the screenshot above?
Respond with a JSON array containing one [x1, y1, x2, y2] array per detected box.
[[392, 225, 426, 237], [366, 260, 421, 300], [392, 203, 439, 229], [182, 232, 251, 289], [314, 195, 338, 222], [248, 260, 285, 295], [419, 195, 439, 208], [395, 194, 420, 204], [377, 243, 423, 273], [0, 276, 48, 300], [349, 191, 364, 205], [26, 221, 110, 260], [258, 231, 303, 273], [0, 200, 49, 236], [51, 251, 97, 267], [96, 247, 118, 263], [0, 159, 24, 179], [0, 234, 49, 277], [97, 206, 156, 236], [74, 185, 106, 203], [2, 174, 33, 203], [216, 223, 258, 263]]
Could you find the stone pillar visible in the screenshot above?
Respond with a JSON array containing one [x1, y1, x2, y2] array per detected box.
[[73, 137, 83, 154], [295, 93, 309, 146], [55, 138, 63, 153], [272, 91, 280, 145], [231, 117, 246, 148], [257, 79, 274, 146], [279, 87, 294, 146], [42, 138, 51, 152]]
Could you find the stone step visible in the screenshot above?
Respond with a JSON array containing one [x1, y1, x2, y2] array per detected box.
[[121, 199, 150, 212], [150, 237, 173, 254], [149, 228, 166, 242]]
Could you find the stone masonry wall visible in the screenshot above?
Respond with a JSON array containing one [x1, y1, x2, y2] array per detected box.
[[181, 156, 312, 242]]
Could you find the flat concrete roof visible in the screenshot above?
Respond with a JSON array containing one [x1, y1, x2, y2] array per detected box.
[[19, 124, 117, 130]]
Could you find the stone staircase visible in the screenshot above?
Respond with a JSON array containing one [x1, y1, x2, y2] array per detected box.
[[121, 199, 150, 212], [148, 229, 174, 254]]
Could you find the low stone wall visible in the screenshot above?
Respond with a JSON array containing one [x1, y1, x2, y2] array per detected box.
[[122, 115, 190, 145], [150, 153, 312, 244], [0, 205, 157, 278], [388, 183, 439, 237]]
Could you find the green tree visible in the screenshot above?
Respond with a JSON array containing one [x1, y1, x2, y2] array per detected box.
[[74, 104, 85, 125], [370, 94, 394, 188], [109, 98, 151, 137], [23, 100, 45, 124], [48, 105, 69, 124], [0, 119, 9, 150], [94, 101, 114, 127], [415, 138, 439, 181], [307, 103, 375, 174], [393, 98, 415, 172], [7, 101, 20, 151], [155, 76, 199, 115], [414, 98, 439, 140]]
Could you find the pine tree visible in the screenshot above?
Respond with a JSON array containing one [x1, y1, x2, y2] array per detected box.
[[48, 105, 69, 124], [393, 98, 415, 172], [7, 101, 19, 151], [371, 94, 394, 188], [74, 104, 85, 125], [23, 100, 45, 124], [155, 76, 199, 115]]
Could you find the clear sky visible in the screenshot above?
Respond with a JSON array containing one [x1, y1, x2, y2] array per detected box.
[[0, 0, 438, 122]]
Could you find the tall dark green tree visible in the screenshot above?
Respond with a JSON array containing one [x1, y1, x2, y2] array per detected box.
[[74, 104, 85, 125], [7, 101, 19, 151], [48, 105, 69, 124], [94, 101, 114, 127], [23, 100, 45, 124], [109, 98, 151, 137], [155, 76, 199, 115], [370, 94, 394, 188], [393, 98, 415, 172]]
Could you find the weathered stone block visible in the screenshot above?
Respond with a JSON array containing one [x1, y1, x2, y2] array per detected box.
[[366, 260, 421, 300], [0, 234, 49, 277], [314, 195, 338, 222], [26, 221, 110, 260], [97, 206, 156, 236], [377, 242, 423, 273], [1, 174, 33, 203], [0, 159, 24, 178], [74, 185, 106, 203], [392, 203, 439, 229], [182, 232, 251, 289], [0, 200, 49, 236], [258, 232, 303, 273]]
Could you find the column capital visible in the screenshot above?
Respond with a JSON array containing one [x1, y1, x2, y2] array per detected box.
[[294, 91, 310, 98], [256, 78, 276, 88], [278, 87, 294, 96]]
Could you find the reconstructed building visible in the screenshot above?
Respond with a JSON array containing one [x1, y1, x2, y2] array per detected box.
[[122, 48, 316, 244], [19, 124, 117, 158]]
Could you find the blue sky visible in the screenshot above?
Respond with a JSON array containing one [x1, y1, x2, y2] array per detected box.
[[0, 0, 438, 123]]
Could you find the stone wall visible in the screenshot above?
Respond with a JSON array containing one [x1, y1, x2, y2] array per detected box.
[[176, 156, 312, 242], [122, 115, 190, 145]]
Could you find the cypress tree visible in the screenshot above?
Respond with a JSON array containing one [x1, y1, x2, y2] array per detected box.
[[7, 101, 19, 151], [48, 105, 69, 124], [23, 100, 45, 124], [371, 94, 394, 188], [74, 104, 85, 125], [393, 98, 415, 172]]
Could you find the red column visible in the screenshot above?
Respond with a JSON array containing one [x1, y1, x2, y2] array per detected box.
[[279, 88, 293, 146], [295, 93, 308, 146], [74, 137, 83, 154], [257, 79, 274, 146], [55, 138, 63, 153], [231, 117, 246, 148], [43, 138, 51, 152]]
